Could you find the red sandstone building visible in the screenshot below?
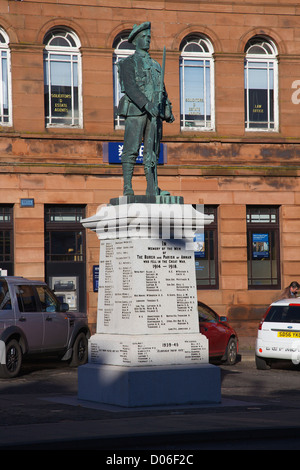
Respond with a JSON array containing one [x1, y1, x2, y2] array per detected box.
[[1, 0, 300, 346]]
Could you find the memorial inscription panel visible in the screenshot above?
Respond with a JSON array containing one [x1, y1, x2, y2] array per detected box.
[[89, 333, 208, 366], [97, 238, 200, 335]]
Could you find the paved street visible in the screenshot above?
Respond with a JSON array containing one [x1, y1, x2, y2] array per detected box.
[[0, 351, 300, 450]]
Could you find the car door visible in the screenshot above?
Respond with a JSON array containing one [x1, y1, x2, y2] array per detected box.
[[0, 279, 14, 329], [198, 303, 228, 356], [35, 285, 69, 350], [14, 284, 43, 351]]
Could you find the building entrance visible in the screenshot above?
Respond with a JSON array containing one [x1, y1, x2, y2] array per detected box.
[[45, 205, 86, 312]]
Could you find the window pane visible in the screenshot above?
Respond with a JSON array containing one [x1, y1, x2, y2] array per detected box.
[[44, 32, 81, 127], [247, 207, 280, 289], [0, 279, 12, 310], [180, 34, 214, 131], [0, 206, 11, 222], [247, 206, 277, 223], [0, 206, 13, 273], [265, 305, 300, 323], [195, 230, 216, 286], [245, 64, 274, 128], [195, 206, 218, 289], [0, 35, 11, 125], [46, 231, 83, 262], [249, 67, 268, 89], [180, 59, 211, 128], [198, 303, 218, 322], [0, 230, 11, 261], [16, 285, 38, 312], [50, 37, 70, 47], [2, 56, 8, 109], [245, 39, 276, 131], [45, 205, 84, 223], [113, 33, 134, 128], [185, 43, 203, 53], [36, 285, 60, 312], [0, 208, 13, 262], [50, 59, 71, 86]]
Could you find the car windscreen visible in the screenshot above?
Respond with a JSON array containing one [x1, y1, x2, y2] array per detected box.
[[265, 305, 300, 323]]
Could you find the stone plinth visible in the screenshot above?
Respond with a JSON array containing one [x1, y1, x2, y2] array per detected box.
[[78, 363, 221, 407], [78, 202, 221, 407]]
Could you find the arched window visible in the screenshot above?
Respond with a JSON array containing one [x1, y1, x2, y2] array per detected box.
[[43, 29, 82, 127], [113, 32, 135, 128], [0, 29, 12, 126], [244, 36, 278, 131], [180, 35, 215, 131]]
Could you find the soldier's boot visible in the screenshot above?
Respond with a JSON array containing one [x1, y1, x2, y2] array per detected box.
[[122, 162, 134, 196], [145, 166, 170, 197], [145, 166, 159, 196]]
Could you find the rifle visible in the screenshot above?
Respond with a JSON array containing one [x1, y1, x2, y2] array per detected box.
[[147, 47, 166, 195], [158, 46, 166, 118]]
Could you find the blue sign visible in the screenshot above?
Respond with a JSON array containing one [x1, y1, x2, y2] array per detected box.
[[194, 233, 205, 258], [252, 233, 269, 259], [20, 198, 34, 208], [93, 265, 99, 292], [106, 142, 165, 164]]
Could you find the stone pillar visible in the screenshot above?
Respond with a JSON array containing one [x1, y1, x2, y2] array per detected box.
[[78, 200, 221, 407]]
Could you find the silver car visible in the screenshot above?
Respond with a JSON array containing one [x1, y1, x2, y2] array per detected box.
[[0, 276, 90, 378]]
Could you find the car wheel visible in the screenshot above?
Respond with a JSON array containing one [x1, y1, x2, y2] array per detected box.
[[223, 337, 238, 365], [69, 332, 88, 367], [0, 339, 22, 378], [255, 355, 270, 370]]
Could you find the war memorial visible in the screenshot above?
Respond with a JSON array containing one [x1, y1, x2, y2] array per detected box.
[[78, 22, 221, 407]]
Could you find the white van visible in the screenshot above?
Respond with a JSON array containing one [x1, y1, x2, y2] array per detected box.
[[255, 298, 300, 369]]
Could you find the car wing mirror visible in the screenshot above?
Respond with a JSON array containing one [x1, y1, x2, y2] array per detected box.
[[59, 302, 69, 312]]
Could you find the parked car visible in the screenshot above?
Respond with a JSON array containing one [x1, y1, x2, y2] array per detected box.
[[198, 301, 238, 365], [255, 297, 300, 369], [0, 276, 90, 378]]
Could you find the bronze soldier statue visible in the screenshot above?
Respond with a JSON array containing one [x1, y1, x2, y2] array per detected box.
[[117, 22, 174, 196]]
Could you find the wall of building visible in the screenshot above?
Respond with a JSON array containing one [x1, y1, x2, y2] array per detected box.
[[0, 0, 300, 346]]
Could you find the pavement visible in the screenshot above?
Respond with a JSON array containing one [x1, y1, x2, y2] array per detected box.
[[1, 350, 300, 450]]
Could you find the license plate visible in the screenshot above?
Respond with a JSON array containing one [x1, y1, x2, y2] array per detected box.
[[277, 331, 300, 338]]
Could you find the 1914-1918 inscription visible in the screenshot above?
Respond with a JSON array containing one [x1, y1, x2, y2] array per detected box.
[[97, 238, 199, 336]]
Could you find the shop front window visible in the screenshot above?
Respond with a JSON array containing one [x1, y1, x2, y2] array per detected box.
[[247, 206, 280, 289]]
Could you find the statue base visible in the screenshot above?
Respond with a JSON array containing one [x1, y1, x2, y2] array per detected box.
[[110, 195, 184, 205], [78, 363, 221, 407], [79, 202, 221, 407]]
